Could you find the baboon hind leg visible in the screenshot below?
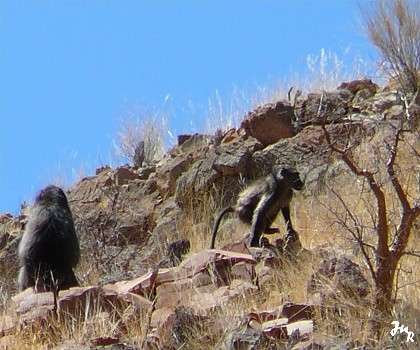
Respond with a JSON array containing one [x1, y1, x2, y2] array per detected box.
[[264, 227, 280, 234], [18, 265, 35, 291], [250, 194, 278, 247], [261, 211, 281, 235]]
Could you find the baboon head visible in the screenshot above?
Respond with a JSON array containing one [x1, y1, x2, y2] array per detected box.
[[278, 167, 304, 191], [36, 185, 70, 209]]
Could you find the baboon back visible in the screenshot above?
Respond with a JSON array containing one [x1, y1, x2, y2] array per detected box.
[[236, 180, 266, 224], [18, 185, 80, 292]]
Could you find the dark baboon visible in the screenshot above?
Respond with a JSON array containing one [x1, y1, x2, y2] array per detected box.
[[210, 167, 304, 249], [18, 185, 80, 292]]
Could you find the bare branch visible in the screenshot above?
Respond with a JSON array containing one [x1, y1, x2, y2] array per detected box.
[[321, 123, 390, 258], [386, 125, 412, 211], [392, 206, 420, 260], [321, 185, 377, 282], [403, 250, 420, 259]]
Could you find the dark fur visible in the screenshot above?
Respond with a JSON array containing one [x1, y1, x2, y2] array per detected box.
[[210, 168, 304, 248], [18, 185, 80, 292]]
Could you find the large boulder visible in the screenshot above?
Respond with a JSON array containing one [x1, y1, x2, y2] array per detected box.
[[295, 90, 353, 126], [308, 256, 370, 299], [240, 101, 296, 146]]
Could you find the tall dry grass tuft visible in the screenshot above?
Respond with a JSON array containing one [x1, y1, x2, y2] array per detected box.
[[304, 48, 371, 92], [114, 110, 166, 167]]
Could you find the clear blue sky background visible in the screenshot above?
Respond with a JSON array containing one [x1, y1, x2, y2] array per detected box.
[[1, 0, 378, 214]]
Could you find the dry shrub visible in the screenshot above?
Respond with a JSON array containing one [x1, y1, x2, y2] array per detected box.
[[362, 0, 420, 94], [114, 112, 166, 167]]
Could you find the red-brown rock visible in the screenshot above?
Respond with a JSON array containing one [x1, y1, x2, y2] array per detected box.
[[240, 101, 296, 146]]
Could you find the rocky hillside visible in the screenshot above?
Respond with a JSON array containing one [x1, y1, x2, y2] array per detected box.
[[0, 79, 419, 349]]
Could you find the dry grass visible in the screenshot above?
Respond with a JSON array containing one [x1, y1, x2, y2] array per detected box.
[[2, 126, 418, 348], [1, 297, 150, 349], [2, 78, 419, 348], [1, 198, 417, 345], [203, 48, 373, 135]]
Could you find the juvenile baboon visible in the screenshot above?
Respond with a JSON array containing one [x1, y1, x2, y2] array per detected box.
[[18, 185, 80, 292], [210, 167, 304, 248]]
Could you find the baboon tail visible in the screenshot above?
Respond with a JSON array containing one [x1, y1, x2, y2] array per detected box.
[[210, 207, 235, 249]]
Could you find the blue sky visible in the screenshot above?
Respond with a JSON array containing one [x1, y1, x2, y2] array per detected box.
[[1, 0, 377, 214]]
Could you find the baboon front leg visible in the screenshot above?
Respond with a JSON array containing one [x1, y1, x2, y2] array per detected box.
[[281, 206, 295, 234], [250, 214, 266, 247]]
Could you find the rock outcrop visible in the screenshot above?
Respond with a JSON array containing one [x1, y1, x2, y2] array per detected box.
[[1, 78, 419, 349]]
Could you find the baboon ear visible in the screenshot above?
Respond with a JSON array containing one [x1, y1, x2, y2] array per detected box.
[[275, 167, 286, 180], [280, 167, 289, 177]]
